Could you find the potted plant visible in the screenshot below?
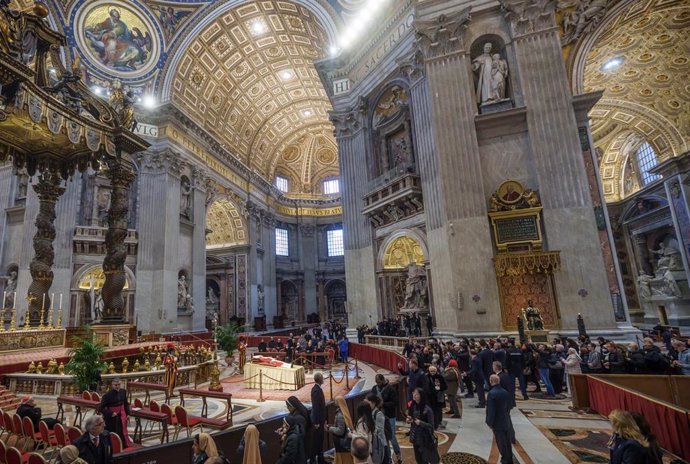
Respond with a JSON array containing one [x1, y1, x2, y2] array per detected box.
[[66, 325, 107, 392], [215, 321, 243, 365]]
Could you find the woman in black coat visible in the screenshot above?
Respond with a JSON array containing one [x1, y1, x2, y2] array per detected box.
[[406, 388, 439, 464], [277, 416, 307, 464], [608, 410, 654, 464]]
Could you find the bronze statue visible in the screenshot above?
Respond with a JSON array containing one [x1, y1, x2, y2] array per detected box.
[[522, 300, 544, 331]]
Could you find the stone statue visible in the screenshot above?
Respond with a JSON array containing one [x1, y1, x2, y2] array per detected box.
[[185, 296, 195, 314], [402, 263, 428, 310], [522, 300, 544, 331], [15, 174, 28, 200], [93, 288, 104, 322], [662, 270, 682, 298], [561, 0, 608, 45], [96, 189, 111, 227], [178, 275, 190, 308], [180, 177, 193, 220], [472, 42, 507, 105], [636, 273, 653, 301], [490, 53, 508, 101], [257, 284, 265, 313], [650, 243, 682, 276], [4, 270, 16, 308], [206, 287, 218, 305]]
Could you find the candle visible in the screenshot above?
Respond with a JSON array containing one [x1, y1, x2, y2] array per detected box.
[[51, 293, 55, 309], [41, 293, 46, 310], [13, 292, 16, 309], [2, 291, 5, 309], [59, 293, 63, 309]]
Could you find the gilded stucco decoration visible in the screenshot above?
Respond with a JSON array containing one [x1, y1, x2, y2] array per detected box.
[[273, 130, 339, 196], [576, 0, 690, 202], [382, 236, 425, 270], [170, 1, 335, 188], [206, 199, 248, 248]]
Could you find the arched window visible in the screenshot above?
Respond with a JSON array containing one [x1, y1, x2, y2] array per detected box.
[[275, 175, 289, 193], [636, 142, 661, 185]]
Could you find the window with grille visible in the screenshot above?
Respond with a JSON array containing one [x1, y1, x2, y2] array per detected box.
[[327, 229, 344, 256], [637, 142, 661, 185], [324, 178, 340, 195], [276, 228, 289, 256], [276, 176, 289, 193]]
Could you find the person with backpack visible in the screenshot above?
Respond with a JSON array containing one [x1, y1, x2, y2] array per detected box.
[[371, 374, 402, 464], [366, 393, 389, 464]]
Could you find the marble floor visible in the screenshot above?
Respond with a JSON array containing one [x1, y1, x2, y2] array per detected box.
[[19, 361, 689, 464]]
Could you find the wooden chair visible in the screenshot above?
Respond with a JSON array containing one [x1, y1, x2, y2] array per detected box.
[[26, 454, 46, 464], [36, 422, 56, 457], [109, 433, 122, 454], [5, 446, 28, 464], [159, 404, 178, 439], [0, 439, 7, 464], [173, 406, 202, 439], [20, 418, 39, 452], [66, 428, 81, 445]]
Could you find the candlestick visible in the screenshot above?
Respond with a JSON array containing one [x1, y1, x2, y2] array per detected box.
[[57, 305, 62, 328], [0, 306, 5, 332], [24, 293, 36, 330], [39, 307, 46, 329], [47, 307, 54, 329], [23, 309, 31, 330], [9, 307, 16, 331]]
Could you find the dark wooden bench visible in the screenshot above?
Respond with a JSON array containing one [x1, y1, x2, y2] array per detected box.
[[129, 408, 169, 444], [56, 395, 100, 428], [178, 388, 233, 423]]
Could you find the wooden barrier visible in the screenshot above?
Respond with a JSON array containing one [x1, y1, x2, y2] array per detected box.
[[571, 374, 690, 410]]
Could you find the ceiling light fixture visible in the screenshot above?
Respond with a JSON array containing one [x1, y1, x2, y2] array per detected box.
[[279, 70, 293, 80], [602, 57, 623, 71], [329, 45, 339, 56], [92, 86, 102, 95], [302, 110, 313, 117], [337, 0, 389, 51]]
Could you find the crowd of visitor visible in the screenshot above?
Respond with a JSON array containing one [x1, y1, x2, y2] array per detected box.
[[255, 323, 350, 364], [356, 315, 433, 341]]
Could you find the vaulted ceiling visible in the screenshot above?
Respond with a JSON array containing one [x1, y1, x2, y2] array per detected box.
[[169, 1, 336, 195], [582, 0, 690, 202]]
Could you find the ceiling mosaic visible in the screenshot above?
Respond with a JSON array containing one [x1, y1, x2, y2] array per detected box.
[[581, 0, 690, 202], [169, 1, 335, 182]]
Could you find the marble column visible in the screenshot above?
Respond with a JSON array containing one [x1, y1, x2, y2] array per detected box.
[[0, 164, 13, 271], [101, 158, 136, 324], [26, 171, 65, 325], [191, 166, 209, 331], [413, 8, 501, 333], [330, 107, 378, 326], [299, 223, 317, 318], [503, 0, 615, 330], [262, 214, 277, 323], [135, 150, 184, 333]]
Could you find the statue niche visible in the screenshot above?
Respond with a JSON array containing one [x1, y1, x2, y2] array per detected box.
[[470, 36, 511, 113], [372, 85, 415, 178]]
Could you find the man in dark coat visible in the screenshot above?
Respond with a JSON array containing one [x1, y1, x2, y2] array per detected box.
[[604, 342, 627, 374], [99, 378, 131, 447], [310, 373, 326, 464], [485, 375, 514, 464], [467, 350, 485, 408], [399, 358, 428, 401], [506, 340, 528, 400], [493, 361, 516, 443], [478, 340, 495, 388], [73, 415, 113, 464]]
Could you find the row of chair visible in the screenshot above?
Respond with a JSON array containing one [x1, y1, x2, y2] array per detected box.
[[0, 440, 48, 464], [80, 391, 101, 403]]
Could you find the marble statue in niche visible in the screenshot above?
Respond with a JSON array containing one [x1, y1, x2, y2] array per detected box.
[[15, 173, 28, 202], [637, 272, 653, 301], [180, 176, 193, 221], [96, 188, 111, 227], [178, 274, 191, 308], [401, 263, 428, 310], [650, 242, 683, 276], [472, 42, 510, 105], [3, 270, 17, 308], [257, 284, 265, 313], [372, 86, 414, 177]]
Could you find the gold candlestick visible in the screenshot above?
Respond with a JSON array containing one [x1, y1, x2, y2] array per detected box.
[[0, 306, 5, 332], [24, 293, 37, 330], [57, 306, 62, 328], [39, 306, 46, 330], [47, 307, 54, 329], [9, 307, 16, 331]]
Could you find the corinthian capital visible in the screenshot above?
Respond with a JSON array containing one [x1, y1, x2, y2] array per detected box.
[[397, 49, 425, 84], [413, 8, 471, 60], [500, 0, 557, 37], [329, 98, 366, 139], [136, 149, 186, 176]]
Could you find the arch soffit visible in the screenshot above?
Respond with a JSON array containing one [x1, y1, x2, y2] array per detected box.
[[377, 229, 429, 270], [619, 193, 668, 223], [70, 264, 136, 290], [206, 197, 249, 248]]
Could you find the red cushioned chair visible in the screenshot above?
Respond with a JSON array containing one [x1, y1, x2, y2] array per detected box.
[[109, 433, 122, 454], [0, 439, 7, 464], [90, 392, 100, 402], [0, 408, 6, 441], [36, 422, 56, 457], [53, 424, 67, 448], [20, 418, 39, 452], [66, 427, 81, 445], [160, 403, 178, 439], [26, 454, 46, 464], [133, 398, 144, 409], [146, 401, 161, 434], [173, 406, 202, 439], [81, 392, 91, 401], [11, 416, 25, 451], [5, 446, 28, 464]]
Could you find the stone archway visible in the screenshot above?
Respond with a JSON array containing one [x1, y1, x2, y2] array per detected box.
[[71, 264, 134, 327]]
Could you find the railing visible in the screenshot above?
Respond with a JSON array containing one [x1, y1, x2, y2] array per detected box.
[[585, 375, 690, 461], [163, 329, 215, 349], [364, 334, 431, 348], [3, 360, 215, 396]]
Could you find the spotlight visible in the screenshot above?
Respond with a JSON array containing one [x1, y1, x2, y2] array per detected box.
[[279, 70, 293, 80], [92, 86, 102, 95], [329, 45, 339, 56]]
